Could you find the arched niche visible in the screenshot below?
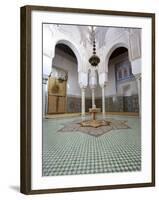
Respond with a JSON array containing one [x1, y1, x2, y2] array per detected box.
[[50, 42, 83, 114], [107, 46, 138, 98], [52, 39, 83, 72], [105, 42, 130, 70], [104, 45, 139, 113]]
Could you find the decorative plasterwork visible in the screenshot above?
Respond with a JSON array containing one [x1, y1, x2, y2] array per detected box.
[[43, 24, 141, 85], [129, 30, 141, 61]]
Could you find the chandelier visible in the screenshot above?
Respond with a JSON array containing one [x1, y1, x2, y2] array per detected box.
[[89, 26, 100, 67]]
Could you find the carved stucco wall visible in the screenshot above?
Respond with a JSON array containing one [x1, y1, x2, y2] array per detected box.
[[43, 24, 141, 86]]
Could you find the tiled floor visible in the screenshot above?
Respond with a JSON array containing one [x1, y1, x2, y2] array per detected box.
[[42, 115, 141, 176]]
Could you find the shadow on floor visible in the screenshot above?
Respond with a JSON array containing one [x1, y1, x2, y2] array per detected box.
[[9, 185, 20, 192]]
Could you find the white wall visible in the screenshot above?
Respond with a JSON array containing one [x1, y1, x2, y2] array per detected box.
[[53, 51, 81, 96], [117, 80, 138, 96], [131, 58, 142, 74], [107, 63, 117, 96], [1, 1, 159, 200], [52, 50, 93, 97]]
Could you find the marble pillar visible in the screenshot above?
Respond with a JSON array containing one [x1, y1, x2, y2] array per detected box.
[[102, 85, 106, 118], [81, 87, 86, 120], [91, 88, 96, 108], [135, 74, 141, 116], [45, 79, 49, 115], [42, 77, 49, 117], [99, 72, 108, 118]]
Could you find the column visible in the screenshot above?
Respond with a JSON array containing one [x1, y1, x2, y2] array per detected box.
[[81, 87, 86, 120], [135, 74, 141, 117], [99, 72, 108, 119], [42, 76, 49, 117], [45, 79, 48, 116], [91, 88, 96, 108], [102, 85, 105, 118], [78, 71, 88, 121]]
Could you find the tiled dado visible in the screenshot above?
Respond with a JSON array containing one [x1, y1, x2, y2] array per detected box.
[[96, 95, 139, 112], [67, 96, 92, 113], [67, 96, 81, 113], [67, 95, 139, 113]]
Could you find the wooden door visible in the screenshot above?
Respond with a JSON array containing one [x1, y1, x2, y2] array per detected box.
[[47, 77, 66, 114], [57, 97, 66, 113], [48, 95, 58, 113]]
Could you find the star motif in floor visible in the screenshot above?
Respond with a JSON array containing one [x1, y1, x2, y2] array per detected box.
[[58, 118, 130, 137]]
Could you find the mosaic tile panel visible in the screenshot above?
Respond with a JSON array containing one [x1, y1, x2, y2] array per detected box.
[[67, 96, 81, 113], [67, 95, 139, 113], [67, 96, 92, 113], [96, 95, 139, 112], [85, 98, 92, 112]]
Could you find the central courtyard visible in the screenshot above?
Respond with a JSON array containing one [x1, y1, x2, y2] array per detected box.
[[42, 25, 142, 177], [42, 114, 141, 176]]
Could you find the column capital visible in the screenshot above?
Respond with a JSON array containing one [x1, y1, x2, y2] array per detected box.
[[90, 84, 96, 89], [78, 71, 88, 88], [99, 72, 108, 87], [80, 85, 87, 90]]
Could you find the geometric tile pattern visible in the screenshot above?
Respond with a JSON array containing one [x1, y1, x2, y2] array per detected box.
[[58, 118, 130, 137], [42, 115, 141, 176]]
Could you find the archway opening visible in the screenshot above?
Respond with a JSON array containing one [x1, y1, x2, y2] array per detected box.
[[47, 43, 82, 114], [106, 47, 139, 113], [109, 47, 128, 60], [56, 43, 77, 61]]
